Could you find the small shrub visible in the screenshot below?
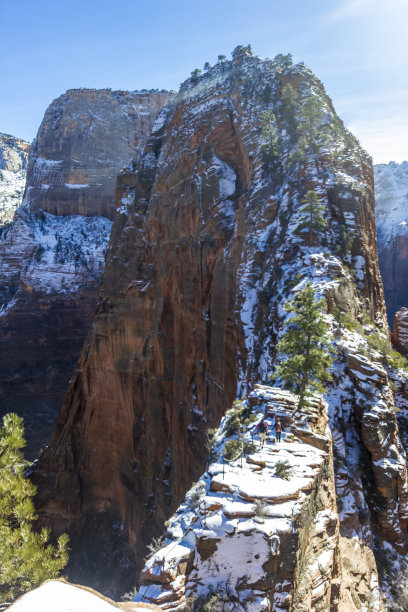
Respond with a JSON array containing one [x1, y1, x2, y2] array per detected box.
[[223, 439, 242, 461], [146, 535, 165, 556], [187, 482, 205, 508], [243, 440, 256, 455], [332, 305, 356, 331], [367, 332, 408, 371], [224, 411, 241, 437], [206, 428, 218, 459], [121, 586, 138, 602], [274, 459, 293, 480], [253, 499, 267, 518], [193, 582, 234, 611]]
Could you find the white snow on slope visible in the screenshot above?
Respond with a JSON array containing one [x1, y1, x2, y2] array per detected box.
[[7, 580, 154, 612], [0, 168, 26, 225], [375, 161, 408, 247]]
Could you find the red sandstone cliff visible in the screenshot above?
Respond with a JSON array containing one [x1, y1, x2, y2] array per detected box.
[[0, 90, 172, 456], [34, 51, 407, 605]]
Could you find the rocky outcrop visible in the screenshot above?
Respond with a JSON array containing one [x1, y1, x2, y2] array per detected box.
[[392, 307, 408, 355], [33, 49, 406, 606], [138, 386, 341, 612], [0, 133, 30, 227], [375, 161, 408, 328], [0, 90, 172, 457]]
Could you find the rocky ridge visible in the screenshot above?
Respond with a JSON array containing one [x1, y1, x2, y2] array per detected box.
[[0, 133, 30, 227], [0, 89, 172, 456], [34, 48, 408, 608]]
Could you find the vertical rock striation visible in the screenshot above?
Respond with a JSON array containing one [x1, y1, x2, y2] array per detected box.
[[0, 90, 172, 456], [35, 49, 408, 606]]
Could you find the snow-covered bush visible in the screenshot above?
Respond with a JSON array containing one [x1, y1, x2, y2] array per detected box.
[[274, 459, 293, 480]]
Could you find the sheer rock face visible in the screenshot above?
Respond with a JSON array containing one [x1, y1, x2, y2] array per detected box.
[[25, 89, 172, 220], [0, 90, 172, 457], [35, 54, 400, 602], [375, 161, 408, 328], [0, 133, 30, 226]]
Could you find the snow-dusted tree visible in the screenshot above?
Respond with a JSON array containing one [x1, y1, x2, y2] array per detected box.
[[0, 413, 68, 604], [261, 110, 279, 165], [296, 94, 327, 171], [280, 83, 298, 136], [276, 284, 332, 410], [190, 68, 202, 80], [294, 190, 327, 246]]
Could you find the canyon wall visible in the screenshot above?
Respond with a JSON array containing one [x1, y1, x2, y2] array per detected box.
[[0, 90, 172, 456], [34, 50, 408, 608]]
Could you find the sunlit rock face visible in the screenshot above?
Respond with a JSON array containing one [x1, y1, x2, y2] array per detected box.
[[25, 88, 173, 220], [34, 49, 407, 607], [0, 132, 30, 227], [375, 161, 408, 329], [0, 89, 172, 456]]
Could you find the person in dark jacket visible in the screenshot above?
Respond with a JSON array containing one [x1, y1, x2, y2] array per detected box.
[[273, 418, 284, 442], [257, 419, 268, 448]]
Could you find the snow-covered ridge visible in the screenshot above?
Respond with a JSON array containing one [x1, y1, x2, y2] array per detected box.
[[7, 580, 160, 611], [136, 386, 334, 611]]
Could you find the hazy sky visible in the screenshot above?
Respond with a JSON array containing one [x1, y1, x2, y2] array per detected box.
[[1, 0, 407, 164]]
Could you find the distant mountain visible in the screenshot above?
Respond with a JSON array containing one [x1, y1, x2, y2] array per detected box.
[[0, 133, 30, 227], [0, 89, 173, 457], [375, 161, 408, 329]]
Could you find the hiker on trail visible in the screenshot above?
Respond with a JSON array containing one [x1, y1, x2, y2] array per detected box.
[[257, 418, 268, 448], [273, 418, 284, 443]]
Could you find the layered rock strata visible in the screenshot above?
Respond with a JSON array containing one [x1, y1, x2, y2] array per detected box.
[[34, 49, 407, 605], [0, 133, 30, 226], [0, 90, 172, 456]]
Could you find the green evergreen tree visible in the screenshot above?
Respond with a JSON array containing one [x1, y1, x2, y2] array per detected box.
[[274, 53, 293, 69], [276, 284, 332, 410], [190, 68, 202, 80], [261, 110, 279, 165], [203, 62, 211, 72], [296, 94, 327, 172], [0, 413, 69, 604], [281, 83, 298, 129], [294, 190, 327, 246]]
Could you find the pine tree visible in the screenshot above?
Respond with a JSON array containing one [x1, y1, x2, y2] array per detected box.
[[296, 94, 327, 172], [276, 284, 332, 410], [274, 53, 293, 69], [190, 68, 202, 80], [261, 110, 279, 164], [294, 190, 327, 246], [0, 413, 69, 604], [281, 83, 298, 130]]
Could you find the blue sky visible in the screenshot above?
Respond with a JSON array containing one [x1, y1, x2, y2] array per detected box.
[[1, 0, 407, 163]]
